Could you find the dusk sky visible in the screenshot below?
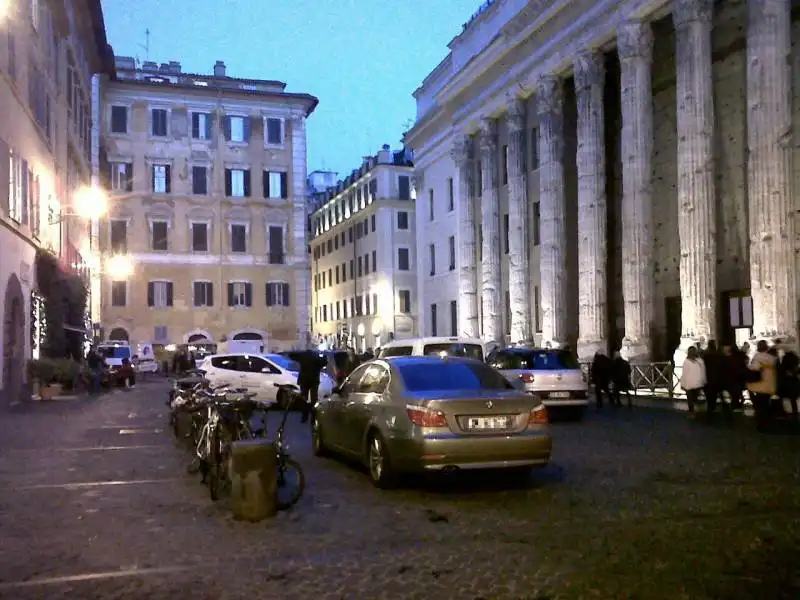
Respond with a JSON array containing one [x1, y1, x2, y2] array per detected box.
[[100, 0, 481, 178]]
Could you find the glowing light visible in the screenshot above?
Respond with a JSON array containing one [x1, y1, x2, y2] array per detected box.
[[0, 0, 8, 20], [73, 186, 108, 219], [371, 319, 382, 336], [106, 255, 133, 279], [356, 323, 366, 337]]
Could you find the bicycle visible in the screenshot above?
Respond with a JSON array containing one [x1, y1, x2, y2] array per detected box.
[[271, 383, 306, 510]]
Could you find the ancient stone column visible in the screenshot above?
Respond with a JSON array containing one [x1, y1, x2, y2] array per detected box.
[[618, 20, 655, 363], [672, 0, 717, 366], [747, 0, 796, 345], [479, 119, 503, 343], [505, 94, 531, 344], [574, 50, 608, 361], [536, 76, 568, 348], [451, 137, 480, 338]]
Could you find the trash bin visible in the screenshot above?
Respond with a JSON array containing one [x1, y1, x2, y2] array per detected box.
[[228, 438, 278, 522]]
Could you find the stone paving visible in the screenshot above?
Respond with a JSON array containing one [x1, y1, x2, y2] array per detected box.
[[0, 381, 798, 599]]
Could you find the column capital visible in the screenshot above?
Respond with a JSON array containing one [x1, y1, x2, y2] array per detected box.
[[617, 20, 653, 61], [673, 0, 713, 27], [574, 50, 605, 90], [535, 75, 563, 117], [504, 93, 527, 133], [478, 118, 497, 154], [450, 137, 470, 165]]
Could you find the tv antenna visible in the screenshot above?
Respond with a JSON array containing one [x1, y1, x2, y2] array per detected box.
[[138, 28, 150, 62]]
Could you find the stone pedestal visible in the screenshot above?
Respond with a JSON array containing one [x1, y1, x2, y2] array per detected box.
[[618, 19, 656, 363], [479, 119, 503, 343], [672, 0, 717, 369], [574, 50, 608, 361], [452, 137, 480, 338], [746, 0, 796, 347], [229, 439, 278, 522], [536, 76, 569, 348], [505, 95, 531, 344]]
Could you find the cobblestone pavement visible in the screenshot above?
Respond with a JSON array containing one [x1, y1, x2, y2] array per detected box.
[[0, 381, 798, 599]]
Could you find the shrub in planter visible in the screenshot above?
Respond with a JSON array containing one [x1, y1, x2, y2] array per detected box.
[[27, 359, 58, 385], [52, 359, 82, 391]]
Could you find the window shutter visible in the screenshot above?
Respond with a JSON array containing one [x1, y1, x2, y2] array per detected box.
[[205, 114, 212, 140], [207, 282, 214, 307], [243, 170, 251, 197], [191, 113, 199, 138], [224, 169, 232, 196], [147, 282, 155, 307], [244, 283, 253, 307], [243, 117, 252, 141], [266, 283, 274, 307], [262, 171, 269, 198], [164, 165, 171, 193], [282, 283, 291, 306], [166, 282, 174, 306], [280, 172, 288, 199], [223, 116, 231, 141], [151, 165, 156, 191], [0, 139, 9, 214], [227, 283, 234, 306], [193, 281, 201, 306], [125, 162, 134, 191]]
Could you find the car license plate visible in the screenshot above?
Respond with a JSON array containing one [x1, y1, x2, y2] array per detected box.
[[550, 392, 571, 398], [466, 416, 511, 430]]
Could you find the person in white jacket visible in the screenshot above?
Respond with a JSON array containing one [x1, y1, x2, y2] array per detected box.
[[680, 346, 706, 417]]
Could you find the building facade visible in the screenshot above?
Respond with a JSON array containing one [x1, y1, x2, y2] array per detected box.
[[96, 58, 317, 351], [310, 146, 417, 351], [0, 0, 112, 403], [405, 0, 800, 363]]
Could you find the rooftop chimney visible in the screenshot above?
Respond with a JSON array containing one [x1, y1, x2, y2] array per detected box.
[[168, 61, 182, 73], [213, 60, 226, 77], [377, 144, 392, 164]]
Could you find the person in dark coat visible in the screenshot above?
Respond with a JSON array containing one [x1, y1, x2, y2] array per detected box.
[[611, 352, 632, 408], [702, 340, 727, 418], [777, 350, 799, 425], [722, 344, 748, 410], [297, 351, 323, 423], [589, 352, 612, 409]]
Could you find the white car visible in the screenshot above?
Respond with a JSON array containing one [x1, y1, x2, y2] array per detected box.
[[198, 353, 334, 406]]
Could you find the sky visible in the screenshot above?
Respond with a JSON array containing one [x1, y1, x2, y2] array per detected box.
[[100, 0, 482, 178]]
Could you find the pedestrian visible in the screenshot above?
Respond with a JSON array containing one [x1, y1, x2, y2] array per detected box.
[[297, 351, 323, 424], [680, 346, 706, 418], [722, 344, 748, 410], [87, 346, 103, 393], [702, 340, 727, 419], [589, 351, 612, 409], [610, 352, 632, 408], [777, 350, 799, 426], [747, 340, 777, 431]]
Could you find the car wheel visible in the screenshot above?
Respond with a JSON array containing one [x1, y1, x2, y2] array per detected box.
[[367, 431, 395, 489], [311, 414, 329, 457]]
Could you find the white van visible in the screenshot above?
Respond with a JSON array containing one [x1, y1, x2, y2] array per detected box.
[[376, 336, 494, 361]]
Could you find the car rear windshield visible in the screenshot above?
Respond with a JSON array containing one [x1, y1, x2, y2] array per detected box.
[[99, 346, 131, 359], [514, 350, 580, 370], [398, 362, 513, 392], [422, 343, 484, 361], [379, 346, 413, 358]]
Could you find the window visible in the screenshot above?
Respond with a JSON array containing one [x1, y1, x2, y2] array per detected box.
[[365, 294, 371, 314], [154, 326, 169, 343], [111, 281, 126, 307], [7, 149, 23, 222], [398, 362, 513, 392], [192, 222, 209, 252], [371, 214, 376, 232], [150, 220, 168, 251], [372, 250, 377, 271], [430, 303, 438, 336], [399, 289, 411, 313], [447, 177, 454, 212], [265, 118, 283, 145], [533, 202, 540, 246], [147, 281, 174, 308], [429, 244, 436, 276], [398, 248, 410, 271], [192, 166, 208, 195], [534, 285, 541, 333], [449, 236, 456, 271], [369, 178, 378, 200], [268, 225, 284, 264], [266, 282, 291, 307], [504, 213, 510, 254], [364, 253, 370, 275], [193, 281, 213, 307], [225, 168, 250, 197], [152, 164, 171, 194], [505, 290, 511, 335], [7, 31, 15, 81], [151, 108, 168, 137], [230, 224, 247, 253], [349, 259, 354, 279], [110, 220, 127, 253], [227, 281, 252, 307], [264, 170, 288, 199], [728, 295, 754, 328], [428, 189, 434, 221], [397, 211, 408, 230], [357, 256, 363, 277], [450, 300, 458, 336], [398, 175, 410, 200], [110, 105, 128, 134], [191, 112, 211, 140], [502, 144, 509, 185], [225, 116, 249, 142], [109, 162, 133, 192], [342, 261, 347, 282]]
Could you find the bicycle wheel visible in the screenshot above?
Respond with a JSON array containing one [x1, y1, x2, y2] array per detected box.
[[208, 431, 230, 501], [275, 457, 305, 510]]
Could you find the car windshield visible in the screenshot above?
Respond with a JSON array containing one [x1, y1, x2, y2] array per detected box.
[[513, 350, 580, 370], [265, 354, 300, 372], [98, 346, 131, 359], [422, 343, 484, 361], [398, 361, 513, 392]]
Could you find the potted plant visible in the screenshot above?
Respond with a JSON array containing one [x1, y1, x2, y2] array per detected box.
[[53, 358, 82, 393], [27, 358, 60, 400]]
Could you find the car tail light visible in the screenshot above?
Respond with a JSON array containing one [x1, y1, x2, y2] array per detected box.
[[529, 405, 548, 425], [406, 405, 448, 428], [519, 373, 535, 384]]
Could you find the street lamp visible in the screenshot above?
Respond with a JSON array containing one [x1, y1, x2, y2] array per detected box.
[[49, 185, 108, 224], [0, 0, 8, 20], [106, 254, 133, 279]]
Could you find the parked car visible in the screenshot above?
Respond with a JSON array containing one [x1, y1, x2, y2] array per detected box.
[[311, 356, 551, 487], [376, 336, 496, 361], [280, 349, 358, 385], [198, 353, 334, 406], [487, 347, 588, 419]]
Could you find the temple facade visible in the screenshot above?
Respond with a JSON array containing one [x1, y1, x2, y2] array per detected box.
[[405, 0, 800, 362]]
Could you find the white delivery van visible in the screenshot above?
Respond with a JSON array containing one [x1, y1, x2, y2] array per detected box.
[[376, 336, 493, 361]]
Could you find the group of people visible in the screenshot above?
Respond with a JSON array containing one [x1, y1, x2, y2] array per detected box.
[[680, 339, 799, 429], [589, 352, 633, 409]]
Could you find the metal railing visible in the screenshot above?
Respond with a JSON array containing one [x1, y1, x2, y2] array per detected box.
[[579, 361, 682, 399]]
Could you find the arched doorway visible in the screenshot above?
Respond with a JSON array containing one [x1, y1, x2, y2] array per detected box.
[[3, 274, 25, 404], [233, 332, 263, 341], [187, 333, 209, 343], [108, 327, 129, 341]]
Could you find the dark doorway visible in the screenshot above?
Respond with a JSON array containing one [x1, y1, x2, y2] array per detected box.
[[108, 327, 129, 341], [3, 274, 25, 404], [665, 296, 681, 361], [233, 332, 263, 341]]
